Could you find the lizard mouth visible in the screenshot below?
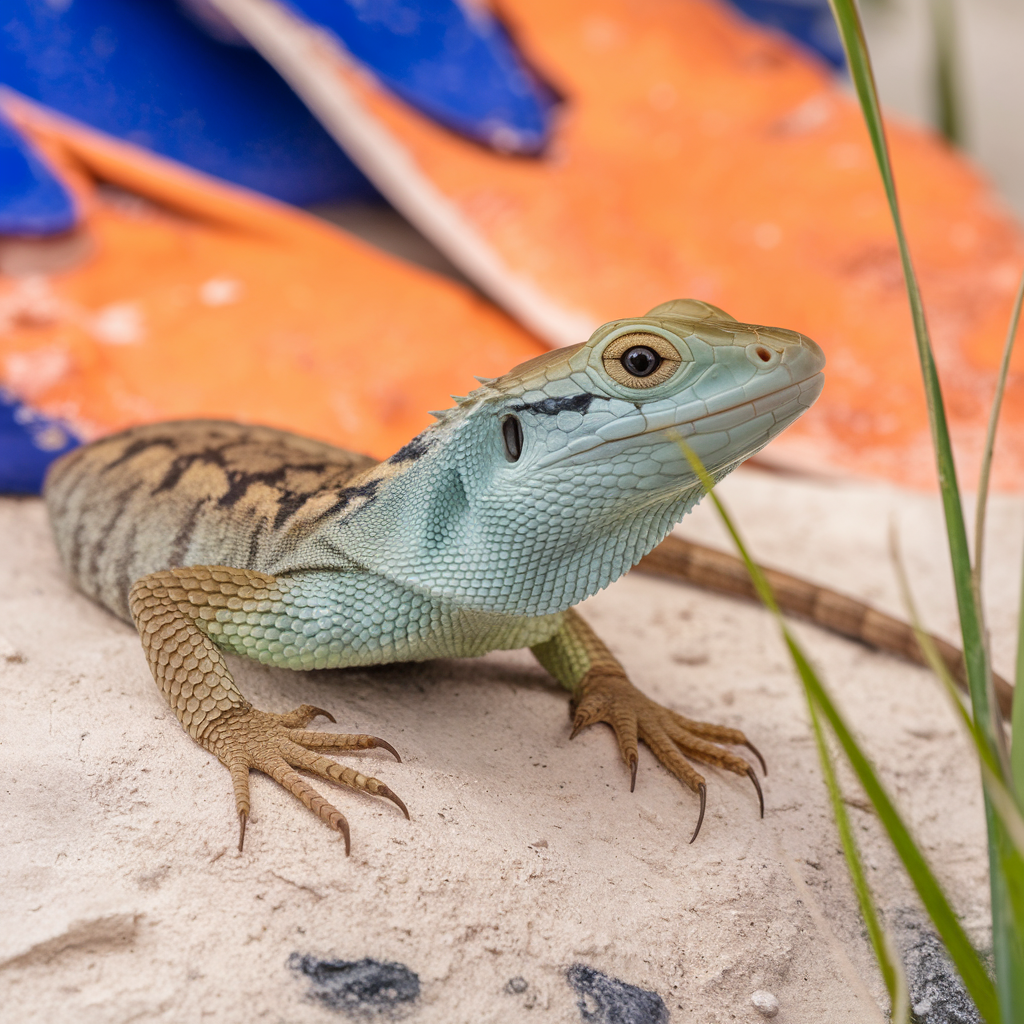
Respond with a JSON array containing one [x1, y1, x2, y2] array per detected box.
[[535, 371, 824, 470]]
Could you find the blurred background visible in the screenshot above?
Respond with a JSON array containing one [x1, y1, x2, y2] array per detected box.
[[2, 0, 1023, 493], [864, 0, 1024, 219]]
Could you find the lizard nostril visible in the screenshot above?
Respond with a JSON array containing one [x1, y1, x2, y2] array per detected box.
[[745, 342, 780, 369]]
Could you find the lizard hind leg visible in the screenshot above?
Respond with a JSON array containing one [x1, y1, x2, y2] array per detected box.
[[129, 567, 408, 854]]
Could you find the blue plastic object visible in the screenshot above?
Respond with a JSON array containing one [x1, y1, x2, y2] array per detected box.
[[0, 0, 559, 217], [1, 0, 377, 208], [288, 0, 559, 154], [727, 0, 845, 70], [0, 107, 78, 236], [0, 392, 80, 495]]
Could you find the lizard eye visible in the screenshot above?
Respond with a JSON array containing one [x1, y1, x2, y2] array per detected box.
[[621, 346, 661, 378], [601, 332, 684, 389], [501, 415, 523, 462]]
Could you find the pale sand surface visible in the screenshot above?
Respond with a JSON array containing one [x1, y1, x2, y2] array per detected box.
[[1, 467, 1017, 1023]]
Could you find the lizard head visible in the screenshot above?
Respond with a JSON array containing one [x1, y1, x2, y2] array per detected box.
[[478, 297, 824, 476], [343, 299, 824, 616]]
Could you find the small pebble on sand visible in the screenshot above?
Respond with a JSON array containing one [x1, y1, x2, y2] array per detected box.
[[751, 989, 780, 1018]]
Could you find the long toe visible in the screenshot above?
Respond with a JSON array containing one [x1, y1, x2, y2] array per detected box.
[[205, 703, 406, 852]]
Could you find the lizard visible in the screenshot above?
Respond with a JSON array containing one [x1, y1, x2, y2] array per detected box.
[[44, 297, 830, 853]]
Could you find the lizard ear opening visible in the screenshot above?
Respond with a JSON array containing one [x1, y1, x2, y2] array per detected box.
[[501, 415, 523, 462]]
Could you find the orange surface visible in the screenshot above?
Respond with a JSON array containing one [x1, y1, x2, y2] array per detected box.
[[331, 0, 1024, 488], [0, 97, 545, 460]]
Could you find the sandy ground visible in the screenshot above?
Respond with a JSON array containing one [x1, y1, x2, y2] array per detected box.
[[0, 465, 1014, 1024]]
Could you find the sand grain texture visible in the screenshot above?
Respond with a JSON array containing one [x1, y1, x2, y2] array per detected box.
[[0, 468, 1010, 1023]]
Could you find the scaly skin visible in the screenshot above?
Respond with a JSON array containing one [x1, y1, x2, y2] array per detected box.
[[45, 298, 825, 850]]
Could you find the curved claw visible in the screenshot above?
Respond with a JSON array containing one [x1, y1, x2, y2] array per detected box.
[[238, 810, 248, 852], [688, 783, 707, 844], [629, 753, 638, 792], [381, 786, 411, 820], [746, 766, 764, 818], [371, 737, 402, 763], [338, 818, 351, 856], [744, 740, 767, 776], [309, 706, 337, 724]]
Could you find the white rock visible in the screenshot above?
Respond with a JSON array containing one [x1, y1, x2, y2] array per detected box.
[[751, 989, 780, 1017]]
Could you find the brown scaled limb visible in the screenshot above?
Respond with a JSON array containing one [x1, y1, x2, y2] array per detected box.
[[570, 667, 763, 842], [206, 703, 409, 854]]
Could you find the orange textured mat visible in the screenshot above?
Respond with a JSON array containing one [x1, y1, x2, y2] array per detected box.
[[223, 0, 1024, 488], [0, 95, 545, 461]]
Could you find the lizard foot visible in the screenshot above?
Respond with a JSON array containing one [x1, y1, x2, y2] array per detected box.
[[203, 703, 408, 854], [570, 670, 763, 843]]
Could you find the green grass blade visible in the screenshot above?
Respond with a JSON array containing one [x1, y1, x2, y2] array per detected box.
[[890, 527, 1002, 777], [672, 434, 1001, 1020], [971, 270, 1024, 781], [989, 813, 1024, 1014], [823, 4, 1022, 1013], [808, 699, 909, 1022], [785, 636, 1001, 1022], [890, 529, 1024, 859], [980, 765, 1024, 862], [973, 271, 1024, 583], [825, 0, 994, 753], [1015, 551, 1024, 797], [927, 0, 962, 146], [1013, 314, 1024, 798]]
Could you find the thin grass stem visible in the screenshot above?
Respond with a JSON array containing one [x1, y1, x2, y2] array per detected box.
[[825, 1, 1024, 1014], [969, 270, 1024, 780], [1015, 553, 1024, 798], [973, 270, 1024, 579], [825, 0, 994, 752], [808, 699, 909, 1022], [927, 0, 961, 146], [672, 433, 1001, 1020], [890, 526, 1024, 857]]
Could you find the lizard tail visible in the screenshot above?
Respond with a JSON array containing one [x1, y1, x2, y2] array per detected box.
[[636, 535, 1015, 719]]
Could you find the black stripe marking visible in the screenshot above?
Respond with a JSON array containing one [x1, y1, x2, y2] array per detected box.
[[151, 445, 230, 495], [272, 490, 314, 530], [303, 480, 381, 529], [88, 480, 143, 585], [267, 479, 381, 531], [219, 466, 292, 508], [114, 521, 139, 618], [168, 498, 207, 568], [389, 434, 432, 464], [247, 515, 266, 567], [102, 435, 177, 474], [510, 394, 593, 416]]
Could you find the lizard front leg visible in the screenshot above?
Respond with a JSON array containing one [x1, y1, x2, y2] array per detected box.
[[128, 566, 408, 853], [531, 608, 764, 842]]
